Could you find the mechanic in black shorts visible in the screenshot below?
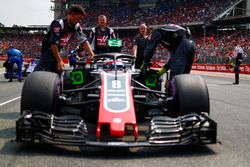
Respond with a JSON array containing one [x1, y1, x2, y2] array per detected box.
[[34, 4, 95, 73], [88, 15, 116, 54], [132, 23, 149, 69], [142, 24, 196, 79]]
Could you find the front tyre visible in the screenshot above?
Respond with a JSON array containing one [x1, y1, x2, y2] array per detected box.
[[21, 71, 59, 114], [170, 74, 210, 117]]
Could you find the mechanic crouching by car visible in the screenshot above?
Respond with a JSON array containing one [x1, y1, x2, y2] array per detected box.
[[34, 4, 95, 74], [142, 24, 196, 80], [6, 48, 23, 82]]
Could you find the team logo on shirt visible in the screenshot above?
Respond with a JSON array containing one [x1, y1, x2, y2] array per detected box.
[[97, 35, 109, 46], [59, 34, 72, 46]]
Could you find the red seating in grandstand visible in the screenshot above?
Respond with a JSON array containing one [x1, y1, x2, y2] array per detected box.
[[194, 30, 250, 64], [0, 34, 42, 57], [81, 0, 234, 27], [0, 29, 249, 64]]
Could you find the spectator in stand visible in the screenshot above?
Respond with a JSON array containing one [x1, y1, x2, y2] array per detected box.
[[132, 23, 149, 69], [88, 15, 116, 54], [7, 48, 23, 82], [34, 5, 95, 73], [232, 44, 243, 85], [142, 24, 196, 80]]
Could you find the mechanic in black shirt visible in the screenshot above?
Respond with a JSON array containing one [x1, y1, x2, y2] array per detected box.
[[35, 5, 95, 73], [142, 24, 196, 79], [132, 23, 149, 69], [88, 15, 116, 54]]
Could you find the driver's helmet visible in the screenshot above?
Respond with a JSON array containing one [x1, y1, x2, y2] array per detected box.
[[104, 61, 114, 70]]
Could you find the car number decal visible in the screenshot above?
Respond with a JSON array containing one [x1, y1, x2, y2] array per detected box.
[[103, 72, 130, 113]]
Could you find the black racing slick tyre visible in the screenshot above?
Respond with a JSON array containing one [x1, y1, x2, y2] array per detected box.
[[21, 71, 59, 114], [171, 74, 210, 117]]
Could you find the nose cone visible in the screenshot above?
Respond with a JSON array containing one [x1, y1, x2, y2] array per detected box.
[[110, 118, 125, 137]]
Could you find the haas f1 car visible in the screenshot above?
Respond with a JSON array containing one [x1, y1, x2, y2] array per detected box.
[[16, 53, 217, 147]]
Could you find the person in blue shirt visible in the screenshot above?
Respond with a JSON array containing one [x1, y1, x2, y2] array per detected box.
[[7, 48, 23, 82]]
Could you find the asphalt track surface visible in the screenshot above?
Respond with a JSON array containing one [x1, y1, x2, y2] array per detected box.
[[0, 69, 250, 167]]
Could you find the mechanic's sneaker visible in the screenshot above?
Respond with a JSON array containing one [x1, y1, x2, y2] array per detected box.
[[8, 79, 13, 82], [233, 82, 239, 85], [18, 79, 22, 82]]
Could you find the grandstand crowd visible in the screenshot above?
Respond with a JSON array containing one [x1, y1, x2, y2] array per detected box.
[[0, 0, 249, 64], [82, 0, 234, 27]]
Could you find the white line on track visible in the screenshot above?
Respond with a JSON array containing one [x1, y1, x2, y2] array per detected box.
[[0, 96, 21, 106]]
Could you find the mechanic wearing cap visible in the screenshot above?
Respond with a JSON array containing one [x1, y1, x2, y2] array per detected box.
[[132, 23, 149, 69], [142, 24, 196, 79], [7, 48, 23, 82], [232, 44, 244, 85], [34, 4, 94, 73], [88, 15, 116, 54]]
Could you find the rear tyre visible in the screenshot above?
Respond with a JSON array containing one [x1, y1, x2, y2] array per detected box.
[[21, 71, 59, 114], [170, 74, 210, 117]]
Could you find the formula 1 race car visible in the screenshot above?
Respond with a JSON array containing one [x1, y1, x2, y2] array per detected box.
[[22, 59, 38, 77], [16, 53, 217, 147]]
